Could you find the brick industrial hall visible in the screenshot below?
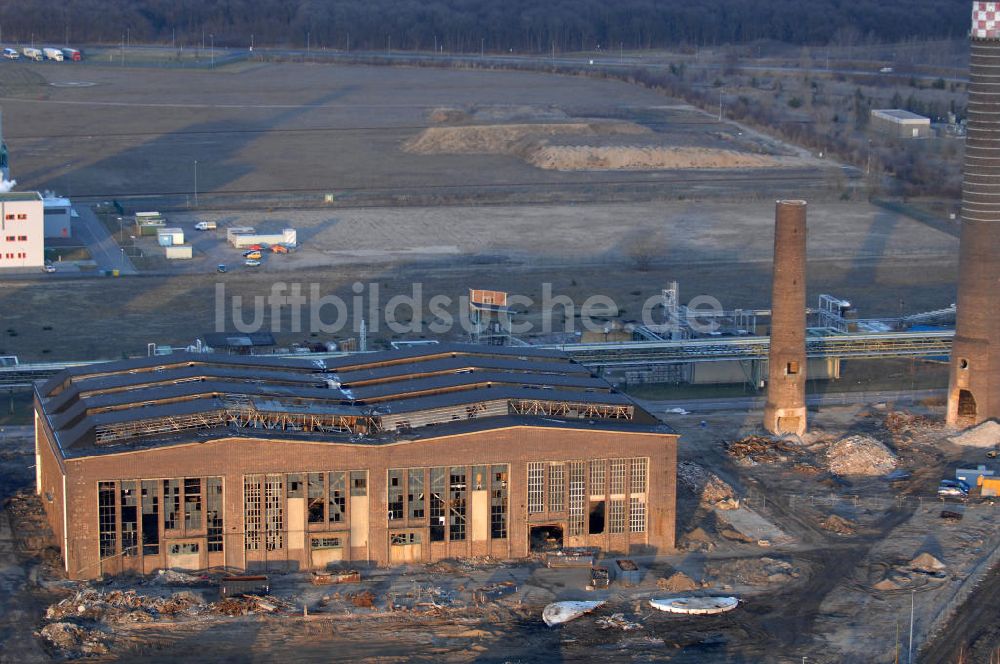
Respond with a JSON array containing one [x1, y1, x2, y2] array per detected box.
[[32, 345, 678, 579]]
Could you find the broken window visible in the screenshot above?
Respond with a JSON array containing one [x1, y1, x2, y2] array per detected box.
[[163, 479, 181, 531], [264, 475, 284, 551], [548, 463, 565, 512], [588, 500, 605, 535], [207, 477, 223, 553], [141, 480, 159, 555], [630, 497, 646, 533], [311, 536, 342, 549], [184, 478, 202, 531], [568, 461, 586, 537], [98, 481, 116, 559], [120, 481, 138, 557], [527, 462, 544, 514], [391, 532, 421, 546], [388, 470, 404, 520], [287, 474, 303, 498], [350, 471, 367, 497], [408, 469, 425, 520], [473, 465, 488, 491], [307, 472, 325, 524], [429, 467, 446, 542], [244, 476, 262, 551], [169, 543, 199, 555], [490, 465, 508, 540], [449, 467, 466, 541], [608, 499, 626, 534], [328, 472, 346, 524]]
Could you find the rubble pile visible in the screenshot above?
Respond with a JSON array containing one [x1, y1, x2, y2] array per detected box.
[[949, 420, 1000, 449], [825, 435, 897, 476], [596, 613, 642, 631], [45, 589, 202, 624], [656, 571, 700, 592], [677, 462, 737, 505], [884, 412, 937, 437], [727, 435, 802, 465], [678, 527, 716, 552], [147, 569, 205, 586], [705, 557, 800, 586], [38, 622, 109, 658], [819, 514, 857, 536]]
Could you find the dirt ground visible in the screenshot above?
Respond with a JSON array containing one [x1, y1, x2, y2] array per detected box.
[[0, 61, 829, 209]]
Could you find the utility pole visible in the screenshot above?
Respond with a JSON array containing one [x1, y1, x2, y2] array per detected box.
[[908, 590, 915, 664], [120, 32, 124, 66], [481, 37, 484, 57], [194, 160, 198, 208], [718, 89, 723, 121], [620, 41, 623, 65], [210, 34, 214, 67]]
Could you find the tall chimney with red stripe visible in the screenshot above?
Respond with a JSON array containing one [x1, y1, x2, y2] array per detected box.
[[947, 2, 1000, 427]]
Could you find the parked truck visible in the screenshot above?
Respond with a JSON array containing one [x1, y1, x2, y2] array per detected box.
[[43, 47, 64, 61], [22, 47, 42, 61], [194, 220, 217, 231], [61, 48, 81, 61]]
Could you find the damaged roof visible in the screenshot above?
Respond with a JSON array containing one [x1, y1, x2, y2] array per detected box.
[[36, 344, 666, 457]]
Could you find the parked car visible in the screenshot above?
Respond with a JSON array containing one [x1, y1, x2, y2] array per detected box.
[[243, 250, 262, 260], [938, 486, 967, 499], [244, 259, 261, 267], [217, 264, 227, 273], [940, 479, 971, 492], [42, 264, 56, 273], [2, 48, 19, 60]]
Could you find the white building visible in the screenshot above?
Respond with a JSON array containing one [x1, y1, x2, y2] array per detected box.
[[42, 196, 72, 238], [870, 109, 932, 139], [0, 192, 44, 269]]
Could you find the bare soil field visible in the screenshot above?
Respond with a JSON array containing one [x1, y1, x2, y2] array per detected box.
[[0, 61, 833, 208]]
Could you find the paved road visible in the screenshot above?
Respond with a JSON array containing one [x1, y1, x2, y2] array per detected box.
[[641, 388, 946, 414], [72, 205, 137, 275]]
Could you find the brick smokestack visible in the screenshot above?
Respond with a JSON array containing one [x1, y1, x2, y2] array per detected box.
[[764, 200, 807, 437], [947, 2, 1000, 427]]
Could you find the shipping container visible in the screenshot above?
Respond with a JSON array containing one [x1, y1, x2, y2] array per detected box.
[[165, 245, 193, 259]]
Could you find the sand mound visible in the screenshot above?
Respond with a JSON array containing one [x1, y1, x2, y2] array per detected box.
[[526, 145, 782, 171], [428, 107, 469, 123], [826, 435, 897, 476], [949, 420, 1000, 448], [910, 552, 946, 572], [404, 122, 646, 155], [819, 514, 856, 535], [657, 571, 700, 592]]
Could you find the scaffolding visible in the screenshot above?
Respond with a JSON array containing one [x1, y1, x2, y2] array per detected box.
[[508, 399, 634, 420]]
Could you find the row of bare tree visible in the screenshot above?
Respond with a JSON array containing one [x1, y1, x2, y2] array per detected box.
[[0, 0, 968, 51]]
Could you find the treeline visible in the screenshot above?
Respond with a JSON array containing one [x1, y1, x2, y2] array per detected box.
[[0, 0, 970, 51]]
